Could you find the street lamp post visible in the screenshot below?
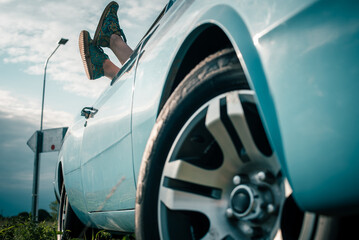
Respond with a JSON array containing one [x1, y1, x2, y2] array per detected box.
[[31, 38, 68, 221], [40, 38, 68, 131]]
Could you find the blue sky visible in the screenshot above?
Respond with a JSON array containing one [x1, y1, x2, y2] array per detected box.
[[0, 0, 167, 217]]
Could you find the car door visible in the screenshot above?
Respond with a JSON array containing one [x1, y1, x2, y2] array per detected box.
[[80, 50, 139, 213]]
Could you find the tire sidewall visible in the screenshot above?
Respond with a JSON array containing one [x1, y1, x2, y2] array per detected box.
[[57, 185, 67, 240], [136, 49, 248, 239], [57, 185, 83, 240]]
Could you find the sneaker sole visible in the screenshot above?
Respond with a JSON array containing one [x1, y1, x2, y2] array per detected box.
[[94, 1, 118, 46], [79, 30, 93, 80]]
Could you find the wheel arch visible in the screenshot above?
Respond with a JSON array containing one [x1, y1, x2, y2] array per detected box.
[[57, 162, 64, 195], [158, 4, 287, 181], [157, 23, 233, 113]]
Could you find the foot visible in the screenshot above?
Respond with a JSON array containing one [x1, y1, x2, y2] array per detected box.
[[93, 1, 127, 47], [79, 30, 109, 80]]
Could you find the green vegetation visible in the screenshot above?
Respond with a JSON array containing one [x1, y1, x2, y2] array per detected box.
[[49, 200, 59, 221], [0, 213, 58, 240], [0, 210, 135, 240]]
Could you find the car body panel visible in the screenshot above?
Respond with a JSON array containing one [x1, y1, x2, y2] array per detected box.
[[57, 44, 141, 230], [81, 134, 135, 212], [81, 70, 136, 212], [61, 118, 85, 174], [88, 210, 135, 232], [255, 0, 359, 212], [64, 167, 90, 224], [56, 0, 359, 233]]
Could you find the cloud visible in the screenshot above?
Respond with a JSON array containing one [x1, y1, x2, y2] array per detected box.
[[0, 89, 74, 128], [0, 0, 104, 97], [0, 0, 167, 98], [0, 90, 69, 216], [0, 112, 58, 216], [119, 0, 165, 22]]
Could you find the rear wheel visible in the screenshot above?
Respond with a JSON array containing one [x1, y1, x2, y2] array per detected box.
[[57, 184, 84, 240]]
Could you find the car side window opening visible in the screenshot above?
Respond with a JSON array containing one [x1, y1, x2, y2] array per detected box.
[[111, 4, 167, 85]]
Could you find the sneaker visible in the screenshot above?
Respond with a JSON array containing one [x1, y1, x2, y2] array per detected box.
[[93, 1, 127, 47], [79, 30, 109, 80]]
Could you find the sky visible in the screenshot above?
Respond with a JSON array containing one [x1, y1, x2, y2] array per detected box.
[[0, 0, 167, 217]]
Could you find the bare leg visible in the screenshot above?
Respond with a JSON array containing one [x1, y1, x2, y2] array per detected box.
[[102, 34, 133, 80], [103, 59, 120, 79], [109, 34, 133, 65]]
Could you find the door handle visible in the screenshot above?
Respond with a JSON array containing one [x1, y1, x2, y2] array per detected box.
[[81, 107, 98, 119]]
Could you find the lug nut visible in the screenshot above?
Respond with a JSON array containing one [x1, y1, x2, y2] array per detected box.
[[256, 171, 275, 184], [233, 175, 241, 185], [226, 208, 234, 218], [257, 171, 266, 181], [267, 204, 275, 214], [240, 223, 254, 236]]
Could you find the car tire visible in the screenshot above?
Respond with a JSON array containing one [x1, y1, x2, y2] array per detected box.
[[57, 184, 84, 240], [136, 48, 255, 239]]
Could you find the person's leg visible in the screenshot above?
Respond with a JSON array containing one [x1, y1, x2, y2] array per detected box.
[[110, 34, 133, 65], [79, 2, 133, 80], [100, 35, 132, 79], [103, 59, 120, 79], [79, 30, 128, 80], [79, 30, 112, 80], [93, 2, 133, 65]]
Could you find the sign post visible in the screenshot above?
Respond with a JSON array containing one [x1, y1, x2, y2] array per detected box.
[[27, 127, 68, 221]]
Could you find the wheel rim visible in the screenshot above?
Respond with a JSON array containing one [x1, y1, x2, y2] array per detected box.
[[58, 191, 68, 238], [158, 90, 287, 239]]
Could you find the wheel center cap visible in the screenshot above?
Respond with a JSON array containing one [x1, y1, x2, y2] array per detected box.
[[232, 189, 251, 213], [230, 185, 254, 217]]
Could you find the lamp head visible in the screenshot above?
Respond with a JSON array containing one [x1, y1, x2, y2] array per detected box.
[[58, 38, 68, 45]]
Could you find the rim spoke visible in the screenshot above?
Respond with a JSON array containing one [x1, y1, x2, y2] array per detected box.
[[226, 91, 263, 160], [205, 97, 244, 169], [201, 214, 242, 240], [159, 185, 223, 214], [163, 159, 230, 189], [227, 91, 280, 173], [159, 186, 240, 239]]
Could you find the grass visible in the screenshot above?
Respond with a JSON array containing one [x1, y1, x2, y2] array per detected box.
[[0, 215, 58, 240], [0, 215, 135, 240]]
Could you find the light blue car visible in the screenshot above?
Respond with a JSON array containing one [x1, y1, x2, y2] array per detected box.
[[55, 0, 359, 239]]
